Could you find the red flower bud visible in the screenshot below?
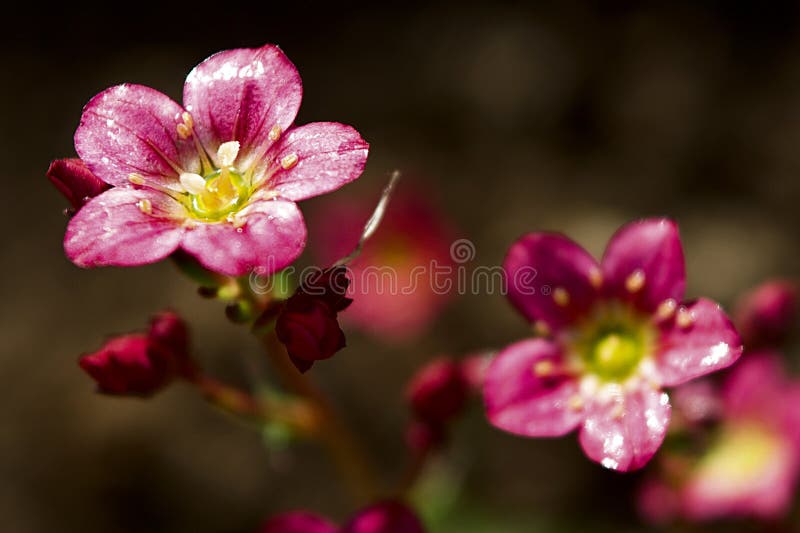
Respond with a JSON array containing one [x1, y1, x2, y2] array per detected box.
[[79, 312, 194, 395], [734, 280, 798, 349], [46, 158, 109, 210], [275, 267, 352, 373], [406, 357, 468, 425]]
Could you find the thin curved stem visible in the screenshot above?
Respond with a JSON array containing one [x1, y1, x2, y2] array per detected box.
[[261, 330, 382, 503]]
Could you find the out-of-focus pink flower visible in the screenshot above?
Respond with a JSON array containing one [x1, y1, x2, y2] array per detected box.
[[312, 188, 454, 340], [276, 267, 352, 372], [734, 280, 797, 350], [60, 44, 368, 276], [79, 311, 195, 395], [261, 501, 425, 533], [680, 352, 800, 520], [407, 357, 468, 425], [483, 219, 742, 471], [47, 158, 110, 210]]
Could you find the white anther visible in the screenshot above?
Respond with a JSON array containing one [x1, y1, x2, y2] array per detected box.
[[136, 199, 152, 214], [268, 124, 282, 141], [625, 269, 646, 293], [280, 153, 299, 170], [179, 172, 207, 195], [217, 141, 240, 167], [655, 298, 678, 321]]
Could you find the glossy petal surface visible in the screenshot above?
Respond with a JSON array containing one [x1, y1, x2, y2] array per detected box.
[[180, 199, 306, 276], [601, 218, 685, 312], [503, 233, 600, 331], [65, 188, 185, 267], [183, 44, 303, 169], [75, 84, 199, 190], [579, 386, 671, 471], [655, 298, 743, 387], [484, 339, 583, 437]]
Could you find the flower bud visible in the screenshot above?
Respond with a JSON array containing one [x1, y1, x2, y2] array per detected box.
[[46, 158, 109, 210], [341, 501, 426, 533], [734, 280, 798, 349], [276, 267, 352, 373], [406, 357, 468, 425], [79, 312, 194, 395]]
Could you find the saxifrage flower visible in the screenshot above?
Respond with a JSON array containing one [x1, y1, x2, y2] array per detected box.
[[483, 218, 742, 471], [62, 44, 368, 276], [260, 501, 425, 533]]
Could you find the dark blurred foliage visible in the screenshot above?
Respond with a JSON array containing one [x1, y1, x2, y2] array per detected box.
[[2, 1, 800, 532]]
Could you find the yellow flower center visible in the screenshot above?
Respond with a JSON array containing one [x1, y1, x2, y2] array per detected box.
[[188, 168, 249, 221]]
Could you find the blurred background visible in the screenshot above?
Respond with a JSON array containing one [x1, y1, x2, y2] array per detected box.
[[3, 1, 800, 531]]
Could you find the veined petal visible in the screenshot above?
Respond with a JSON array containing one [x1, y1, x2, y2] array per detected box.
[[75, 84, 199, 190], [259, 512, 337, 533], [257, 122, 369, 201], [65, 188, 185, 268], [579, 386, 671, 471], [180, 199, 306, 276], [341, 501, 426, 533], [601, 218, 685, 313], [183, 44, 302, 170], [484, 338, 583, 437], [654, 298, 743, 387], [503, 233, 601, 332]]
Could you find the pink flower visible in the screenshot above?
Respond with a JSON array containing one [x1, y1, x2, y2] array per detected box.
[[311, 187, 454, 340], [483, 218, 742, 471], [79, 311, 195, 395], [680, 352, 800, 520], [260, 501, 425, 533], [47, 158, 110, 209], [275, 267, 352, 372], [62, 44, 368, 276], [734, 279, 797, 350]]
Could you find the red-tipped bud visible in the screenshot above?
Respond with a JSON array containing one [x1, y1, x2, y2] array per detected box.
[[406, 357, 468, 425], [79, 312, 195, 396], [46, 158, 109, 209], [734, 280, 798, 349], [275, 267, 352, 373]]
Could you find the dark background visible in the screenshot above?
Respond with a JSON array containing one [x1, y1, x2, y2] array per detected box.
[[3, 2, 800, 531]]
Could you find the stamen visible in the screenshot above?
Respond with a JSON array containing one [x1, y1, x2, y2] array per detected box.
[[280, 153, 299, 170], [676, 307, 694, 329], [268, 125, 282, 141], [177, 112, 194, 139], [533, 360, 555, 377], [533, 321, 551, 337], [136, 199, 152, 214], [568, 395, 584, 411], [611, 403, 624, 420], [553, 287, 570, 307], [181, 111, 193, 129], [625, 269, 646, 293], [589, 267, 603, 289], [217, 141, 241, 167], [179, 172, 207, 195], [128, 173, 146, 186], [226, 213, 246, 228], [655, 298, 677, 321]]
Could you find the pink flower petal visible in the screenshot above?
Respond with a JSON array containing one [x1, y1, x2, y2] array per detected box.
[[180, 199, 306, 276], [259, 122, 369, 201], [601, 218, 685, 313], [654, 298, 743, 387], [75, 84, 199, 190], [341, 501, 426, 533], [259, 512, 337, 533], [722, 351, 785, 418], [503, 233, 601, 332], [64, 188, 185, 268], [183, 44, 302, 170], [484, 338, 583, 437], [579, 386, 671, 471]]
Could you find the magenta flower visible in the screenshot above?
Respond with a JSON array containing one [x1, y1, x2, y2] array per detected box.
[[79, 311, 195, 395], [260, 501, 425, 533], [483, 218, 742, 471], [63, 44, 368, 276]]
